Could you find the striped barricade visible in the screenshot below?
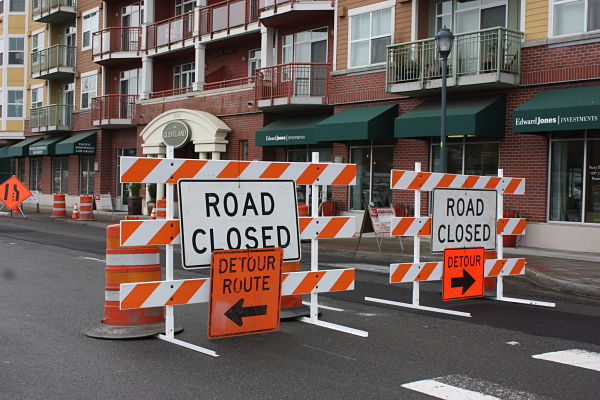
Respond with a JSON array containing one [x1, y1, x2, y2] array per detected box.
[[389, 258, 526, 284], [390, 170, 525, 194], [120, 157, 356, 186], [120, 269, 355, 310], [390, 217, 527, 237]]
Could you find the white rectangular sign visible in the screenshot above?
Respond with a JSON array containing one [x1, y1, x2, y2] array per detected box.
[[23, 190, 39, 204], [94, 194, 113, 211], [432, 188, 497, 252], [178, 179, 301, 269]]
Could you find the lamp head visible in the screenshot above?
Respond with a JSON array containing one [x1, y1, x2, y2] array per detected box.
[[436, 28, 454, 59]]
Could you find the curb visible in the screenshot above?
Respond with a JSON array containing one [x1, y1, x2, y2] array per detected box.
[[525, 268, 600, 299]]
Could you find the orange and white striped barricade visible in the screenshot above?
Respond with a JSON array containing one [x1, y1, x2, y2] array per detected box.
[[117, 153, 365, 357], [51, 193, 67, 217], [155, 198, 166, 219], [78, 195, 94, 220], [365, 164, 554, 317]]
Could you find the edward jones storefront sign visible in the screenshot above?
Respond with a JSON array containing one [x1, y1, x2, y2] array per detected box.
[[264, 134, 308, 144], [514, 115, 599, 129]]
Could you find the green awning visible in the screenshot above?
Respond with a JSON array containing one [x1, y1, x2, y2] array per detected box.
[[513, 87, 600, 133], [0, 146, 11, 159], [8, 137, 43, 157], [395, 96, 505, 138], [55, 132, 96, 155], [256, 115, 329, 146], [28, 136, 65, 156], [315, 104, 398, 142]]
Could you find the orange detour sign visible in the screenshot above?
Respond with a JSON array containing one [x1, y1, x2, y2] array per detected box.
[[0, 176, 32, 211], [443, 247, 485, 301], [208, 248, 283, 339]]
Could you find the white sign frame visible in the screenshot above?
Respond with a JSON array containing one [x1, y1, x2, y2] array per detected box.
[[94, 193, 113, 211], [178, 179, 301, 269], [431, 188, 497, 253]]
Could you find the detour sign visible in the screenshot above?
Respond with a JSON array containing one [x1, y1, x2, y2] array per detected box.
[[208, 248, 282, 339], [443, 247, 485, 301]]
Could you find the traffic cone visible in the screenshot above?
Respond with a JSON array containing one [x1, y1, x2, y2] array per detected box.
[[71, 203, 79, 219], [150, 208, 156, 220]]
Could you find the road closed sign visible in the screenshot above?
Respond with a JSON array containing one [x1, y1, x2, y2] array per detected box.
[[208, 248, 283, 339], [178, 179, 301, 269], [432, 189, 497, 253]]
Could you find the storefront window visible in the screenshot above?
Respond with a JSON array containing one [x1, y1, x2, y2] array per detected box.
[[116, 148, 137, 205], [80, 156, 95, 195], [30, 158, 42, 191], [287, 146, 332, 205], [17, 158, 25, 182], [549, 131, 600, 223], [349, 145, 393, 210], [52, 157, 69, 193], [432, 137, 499, 175]]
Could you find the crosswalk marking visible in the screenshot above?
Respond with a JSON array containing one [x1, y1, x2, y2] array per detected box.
[[401, 375, 544, 400], [532, 349, 600, 372]]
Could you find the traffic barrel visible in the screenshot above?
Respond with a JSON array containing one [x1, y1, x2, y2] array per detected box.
[[71, 203, 79, 219], [78, 195, 94, 220], [51, 193, 67, 217], [83, 224, 180, 339], [156, 198, 166, 219]]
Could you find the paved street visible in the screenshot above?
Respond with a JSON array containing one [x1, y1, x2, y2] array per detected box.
[[1, 215, 600, 399]]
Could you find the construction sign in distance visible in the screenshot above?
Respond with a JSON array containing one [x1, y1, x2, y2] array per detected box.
[[208, 248, 283, 339], [443, 247, 485, 301], [0, 176, 32, 211]]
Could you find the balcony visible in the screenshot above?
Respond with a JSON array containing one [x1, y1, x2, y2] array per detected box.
[[203, 76, 254, 91], [32, 0, 76, 23], [145, 11, 196, 53], [91, 95, 137, 128], [93, 27, 142, 65], [386, 27, 523, 95], [30, 105, 73, 133], [255, 63, 330, 111], [258, 0, 333, 22], [148, 87, 195, 99], [199, 0, 259, 40], [31, 45, 75, 80]]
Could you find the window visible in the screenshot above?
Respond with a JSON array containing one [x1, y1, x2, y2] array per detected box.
[[431, 137, 500, 175], [288, 146, 333, 204], [173, 62, 195, 89], [80, 73, 97, 110], [549, 131, 600, 223], [0, 37, 4, 66], [52, 157, 69, 194], [30, 157, 42, 191], [349, 145, 393, 209], [116, 148, 136, 206], [8, 37, 24, 64], [80, 156, 95, 195], [175, 0, 195, 14], [31, 31, 43, 53], [82, 10, 99, 50], [282, 28, 327, 64], [349, 7, 392, 68], [17, 158, 25, 182], [0, 1, 4, 14], [248, 49, 261, 77], [7, 90, 23, 117], [31, 86, 43, 109], [552, 0, 600, 36], [9, 0, 24, 12], [239, 140, 248, 160]]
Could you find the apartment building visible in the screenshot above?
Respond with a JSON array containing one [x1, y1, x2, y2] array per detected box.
[[1, 0, 598, 251]]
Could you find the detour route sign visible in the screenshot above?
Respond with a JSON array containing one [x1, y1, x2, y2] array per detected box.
[[208, 248, 283, 339], [443, 247, 485, 301], [0, 176, 32, 211]]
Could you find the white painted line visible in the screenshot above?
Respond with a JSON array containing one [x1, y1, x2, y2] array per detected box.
[[302, 301, 345, 312], [81, 257, 106, 263], [402, 379, 500, 400], [532, 349, 600, 372]]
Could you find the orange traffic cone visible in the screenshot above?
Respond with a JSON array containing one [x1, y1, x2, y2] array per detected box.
[[150, 208, 156, 220], [72, 203, 79, 219]]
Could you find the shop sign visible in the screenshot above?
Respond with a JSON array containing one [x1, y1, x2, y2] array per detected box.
[[432, 189, 497, 253], [29, 144, 48, 156], [162, 120, 190, 148], [74, 142, 95, 154], [264, 133, 308, 145], [368, 207, 395, 234], [94, 194, 113, 211], [514, 114, 599, 132]]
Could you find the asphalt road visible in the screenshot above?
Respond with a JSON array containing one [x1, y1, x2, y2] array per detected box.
[[1, 216, 600, 399]]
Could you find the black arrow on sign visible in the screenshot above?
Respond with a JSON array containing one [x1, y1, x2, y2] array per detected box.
[[451, 269, 476, 294], [225, 298, 267, 327]]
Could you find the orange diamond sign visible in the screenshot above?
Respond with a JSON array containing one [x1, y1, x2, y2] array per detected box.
[[0, 176, 32, 211]]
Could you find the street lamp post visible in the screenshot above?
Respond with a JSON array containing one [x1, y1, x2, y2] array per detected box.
[[436, 28, 454, 173]]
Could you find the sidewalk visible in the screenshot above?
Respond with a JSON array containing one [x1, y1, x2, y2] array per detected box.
[[6, 204, 600, 299]]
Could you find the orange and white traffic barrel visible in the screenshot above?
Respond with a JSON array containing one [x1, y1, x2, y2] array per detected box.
[[156, 198, 166, 219], [83, 224, 169, 339], [78, 195, 94, 220], [51, 193, 67, 217]]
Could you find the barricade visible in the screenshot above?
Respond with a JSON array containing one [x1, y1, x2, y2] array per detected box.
[[51, 193, 66, 217], [82, 224, 170, 339], [155, 198, 166, 219], [78, 195, 94, 220], [365, 164, 555, 317]]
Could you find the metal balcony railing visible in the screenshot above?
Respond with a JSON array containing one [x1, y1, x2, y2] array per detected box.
[[255, 63, 330, 102], [31, 45, 76, 77], [258, 0, 333, 12], [30, 105, 73, 131], [148, 87, 194, 99], [31, 0, 76, 20], [199, 0, 258, 36], [93, 27, 142, 58], [386, 27, 523, 90], [203, 76, 255, 90], [91, 95, 137, 123], [146, 11, 195, 50]]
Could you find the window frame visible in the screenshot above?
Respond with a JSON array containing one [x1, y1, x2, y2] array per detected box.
[[248, 49, 261, 77], [6, 89, 23, 118], [79, 71, 98, 110], [175, 0, 196, 15], [9, 0, 24, 13], [8, 36, 24, 65], [173, 62, 195, 89], [549, 0, 599, 37], [347, 1, 395, 69], [30, 84, 44, 110], [81, 8, 100, 51]]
